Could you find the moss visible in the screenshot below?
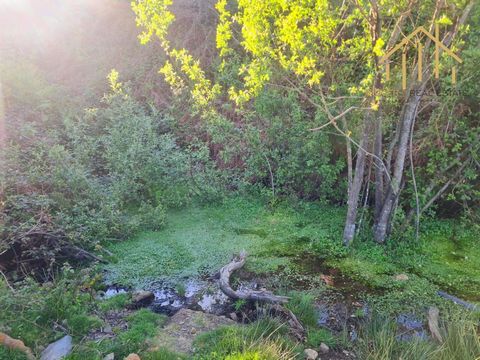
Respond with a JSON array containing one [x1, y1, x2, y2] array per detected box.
[[394, 221, 480, 301], [102, 197, 346, 288]]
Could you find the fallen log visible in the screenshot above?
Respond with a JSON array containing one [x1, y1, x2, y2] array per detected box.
[[219, 251, 289, 304], [218, 251, 305, 341]]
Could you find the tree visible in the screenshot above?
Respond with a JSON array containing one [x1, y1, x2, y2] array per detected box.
[[132, 0, 478, 244]]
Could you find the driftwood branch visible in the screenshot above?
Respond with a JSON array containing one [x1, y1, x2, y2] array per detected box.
[[219, 251, 306, 341], [219, 251, 289, 304]]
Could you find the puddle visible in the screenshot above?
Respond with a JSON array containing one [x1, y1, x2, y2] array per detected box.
[[292, 253, 381, 303], [102, 278, 261, 317]]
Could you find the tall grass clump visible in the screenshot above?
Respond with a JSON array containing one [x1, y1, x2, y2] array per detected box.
[[193, 318, 299, 359], [356, 311, 480, 360]]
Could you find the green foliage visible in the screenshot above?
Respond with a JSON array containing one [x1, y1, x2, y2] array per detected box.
[[356, 311, 480, 360], [306, 328, 337, 348], [114, 309, 167, 356], [67, 314, 103, 336], [1, 69, 223, 276], [99, 293, 131, 312], [393, 221, 480, 301], [284, 292, 317, 328], [193, 318, 297, 360], [0, 267, 100, 350], [144, 348, 187, 360], [102, 197, 346, 287], [0, 347, 30, 360], [233, 299, 247, 312], [241, 89, 345, 201]]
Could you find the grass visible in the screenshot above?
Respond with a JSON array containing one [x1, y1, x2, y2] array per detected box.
[[2, 196, 479, 359], [306, 328, 337, 348], [66, 309, 168, 360], [99, 293, 131, 312], [356, 311, 480, 360], [192, 318, 299, 359], [284, 292, 318, 328], [103, 195, 480, 319], [394, 221, 480, 301]]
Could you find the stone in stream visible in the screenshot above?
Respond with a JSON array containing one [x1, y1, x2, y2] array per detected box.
[[128, 290, 154, 309], [40, 335, 72, 360], [149, 308, 235, 354]]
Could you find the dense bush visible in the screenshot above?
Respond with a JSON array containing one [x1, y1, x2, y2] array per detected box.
[[0, 69, 222, 278]]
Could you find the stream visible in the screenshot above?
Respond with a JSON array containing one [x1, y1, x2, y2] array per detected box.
[[101, 257, 437, 344]]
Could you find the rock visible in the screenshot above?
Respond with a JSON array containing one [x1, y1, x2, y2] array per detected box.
[[103, 324, 113, 333], [103, 353, 114, 360], [149, 308, 235, 354], [319, 342, 329, 353], [128, 290, 154, 308], [40, 335, 72, 360], [229, 312, 238, 321], [124, 354, 141, 360], [304, 348, 318, 360], [394, 274, 409, 281]]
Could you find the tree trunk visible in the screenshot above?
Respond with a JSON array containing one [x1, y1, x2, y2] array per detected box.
[[343, 116, 372, 245], [374, 84, 425, 243], [373, 109, 384, 222]]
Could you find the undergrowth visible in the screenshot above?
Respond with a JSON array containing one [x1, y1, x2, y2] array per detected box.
[[356, 311, 480, 360]]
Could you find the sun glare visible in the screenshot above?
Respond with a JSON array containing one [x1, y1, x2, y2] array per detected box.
[[0, 0, 29, 10]]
